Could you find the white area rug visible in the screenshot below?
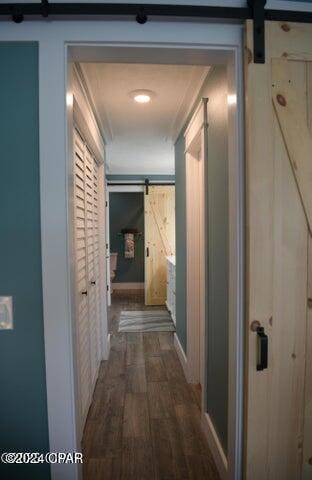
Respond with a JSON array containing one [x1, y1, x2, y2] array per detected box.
[[118, 310, 175, 333]]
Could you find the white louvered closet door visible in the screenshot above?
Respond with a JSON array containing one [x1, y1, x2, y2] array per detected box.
[[73, 130, 92, 424], [84, 147, 98, 389], [73, 128, 103, 430], [92, 161, 102, 365]]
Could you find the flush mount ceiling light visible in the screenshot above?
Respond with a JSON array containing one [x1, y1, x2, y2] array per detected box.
[[129, 89, 155, 104]]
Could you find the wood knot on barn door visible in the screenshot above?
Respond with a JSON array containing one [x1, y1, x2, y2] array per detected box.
[[276, 94, 287, 107], [250, 320, 261, 332], [246, 47, 253, 64], [281, 23, 291, 32]]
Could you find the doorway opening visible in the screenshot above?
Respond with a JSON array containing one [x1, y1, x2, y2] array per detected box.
[[67, 43, 243, 480], [108, 190, 146, 296]]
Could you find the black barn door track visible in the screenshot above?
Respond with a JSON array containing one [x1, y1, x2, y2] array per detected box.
[[1, 1, 312, 63]]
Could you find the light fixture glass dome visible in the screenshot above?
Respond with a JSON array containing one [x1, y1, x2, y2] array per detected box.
[[134, 93, 151, 103], [129, 89, 155, 104]]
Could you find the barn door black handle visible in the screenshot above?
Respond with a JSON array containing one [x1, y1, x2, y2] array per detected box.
[[256, 326, 268, 371], [145, 178, 149, 195], [146, 247, 149, 257]]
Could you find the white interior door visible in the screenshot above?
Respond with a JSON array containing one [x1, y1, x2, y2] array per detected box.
[[105, 184, 111, 307], [185, 99, 208, 387], [84, 147, 97, 388], [73, 130, 92, 428], [92, 161, 102, 366]]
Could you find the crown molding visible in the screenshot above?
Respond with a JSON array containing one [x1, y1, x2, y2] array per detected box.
[[76, 63, 114, 143]]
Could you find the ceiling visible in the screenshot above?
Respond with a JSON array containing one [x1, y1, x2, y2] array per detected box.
[[79, 62, 209, 174]]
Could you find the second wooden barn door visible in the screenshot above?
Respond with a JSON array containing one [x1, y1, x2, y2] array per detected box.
[[144, 185, 175, 305], [245, 21, 312, 480]]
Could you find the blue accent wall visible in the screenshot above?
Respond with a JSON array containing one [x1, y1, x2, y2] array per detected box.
[[174, 135, 187, 353], [109, 193, 144, 283], [0, 44, 50, 479]]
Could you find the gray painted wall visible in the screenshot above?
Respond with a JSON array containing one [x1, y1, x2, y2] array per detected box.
[[174, 135, 187, 352], [109, 192, 144, 283], [0, 43, 50, 480], [174, 66, 229, 452], [205, 67, 229, 453]]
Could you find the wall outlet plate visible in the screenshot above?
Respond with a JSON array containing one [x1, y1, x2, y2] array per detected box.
[[0, 296, 13, 330]]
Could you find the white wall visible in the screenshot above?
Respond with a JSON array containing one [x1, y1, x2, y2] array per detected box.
[[106, 136, 174, 174]]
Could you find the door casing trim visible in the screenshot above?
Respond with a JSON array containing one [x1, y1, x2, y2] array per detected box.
[[0, 20, 244, 480]]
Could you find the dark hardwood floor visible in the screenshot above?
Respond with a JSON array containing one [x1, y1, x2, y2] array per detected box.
[[82, 290, 220, 480]]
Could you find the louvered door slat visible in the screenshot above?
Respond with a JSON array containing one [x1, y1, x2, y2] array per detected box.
[[73, 128, 103, 438], [92, 161, 102, 364], [84, 146, 99, 391], [73, 129, 92, 428]]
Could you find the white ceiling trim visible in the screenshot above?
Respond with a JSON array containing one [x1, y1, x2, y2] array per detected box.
[[72, 64, 105, 157], [78, 63, 114, 143]]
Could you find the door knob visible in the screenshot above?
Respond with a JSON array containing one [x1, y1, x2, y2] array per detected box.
[[91, 281, 96, 285], [81, 290, 88, 296], [256, 326, 268, 371]]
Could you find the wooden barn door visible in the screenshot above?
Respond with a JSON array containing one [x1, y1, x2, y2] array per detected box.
[[245, 21, 312, 480], [144, 185, 175, 305]]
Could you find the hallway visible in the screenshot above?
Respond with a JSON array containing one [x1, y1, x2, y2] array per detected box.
[[82, 291, 220, 479]]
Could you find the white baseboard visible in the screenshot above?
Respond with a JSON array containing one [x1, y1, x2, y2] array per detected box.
[[103, 333, 111, 361], [113, 282, 144, 290], [166, 301, 176, 325], [174, 333, 189, 380], [202, 413, 228, 480], [174, 334, 227, 480]]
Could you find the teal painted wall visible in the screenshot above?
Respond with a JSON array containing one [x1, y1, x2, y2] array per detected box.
[[0, 44, 50, 479], [174, 135, 187, 353], [174, 67, 229, 452], [109, 193, 144, 283]]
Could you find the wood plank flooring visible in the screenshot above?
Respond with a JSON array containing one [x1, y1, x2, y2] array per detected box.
[[82, 291, 220, 480]]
